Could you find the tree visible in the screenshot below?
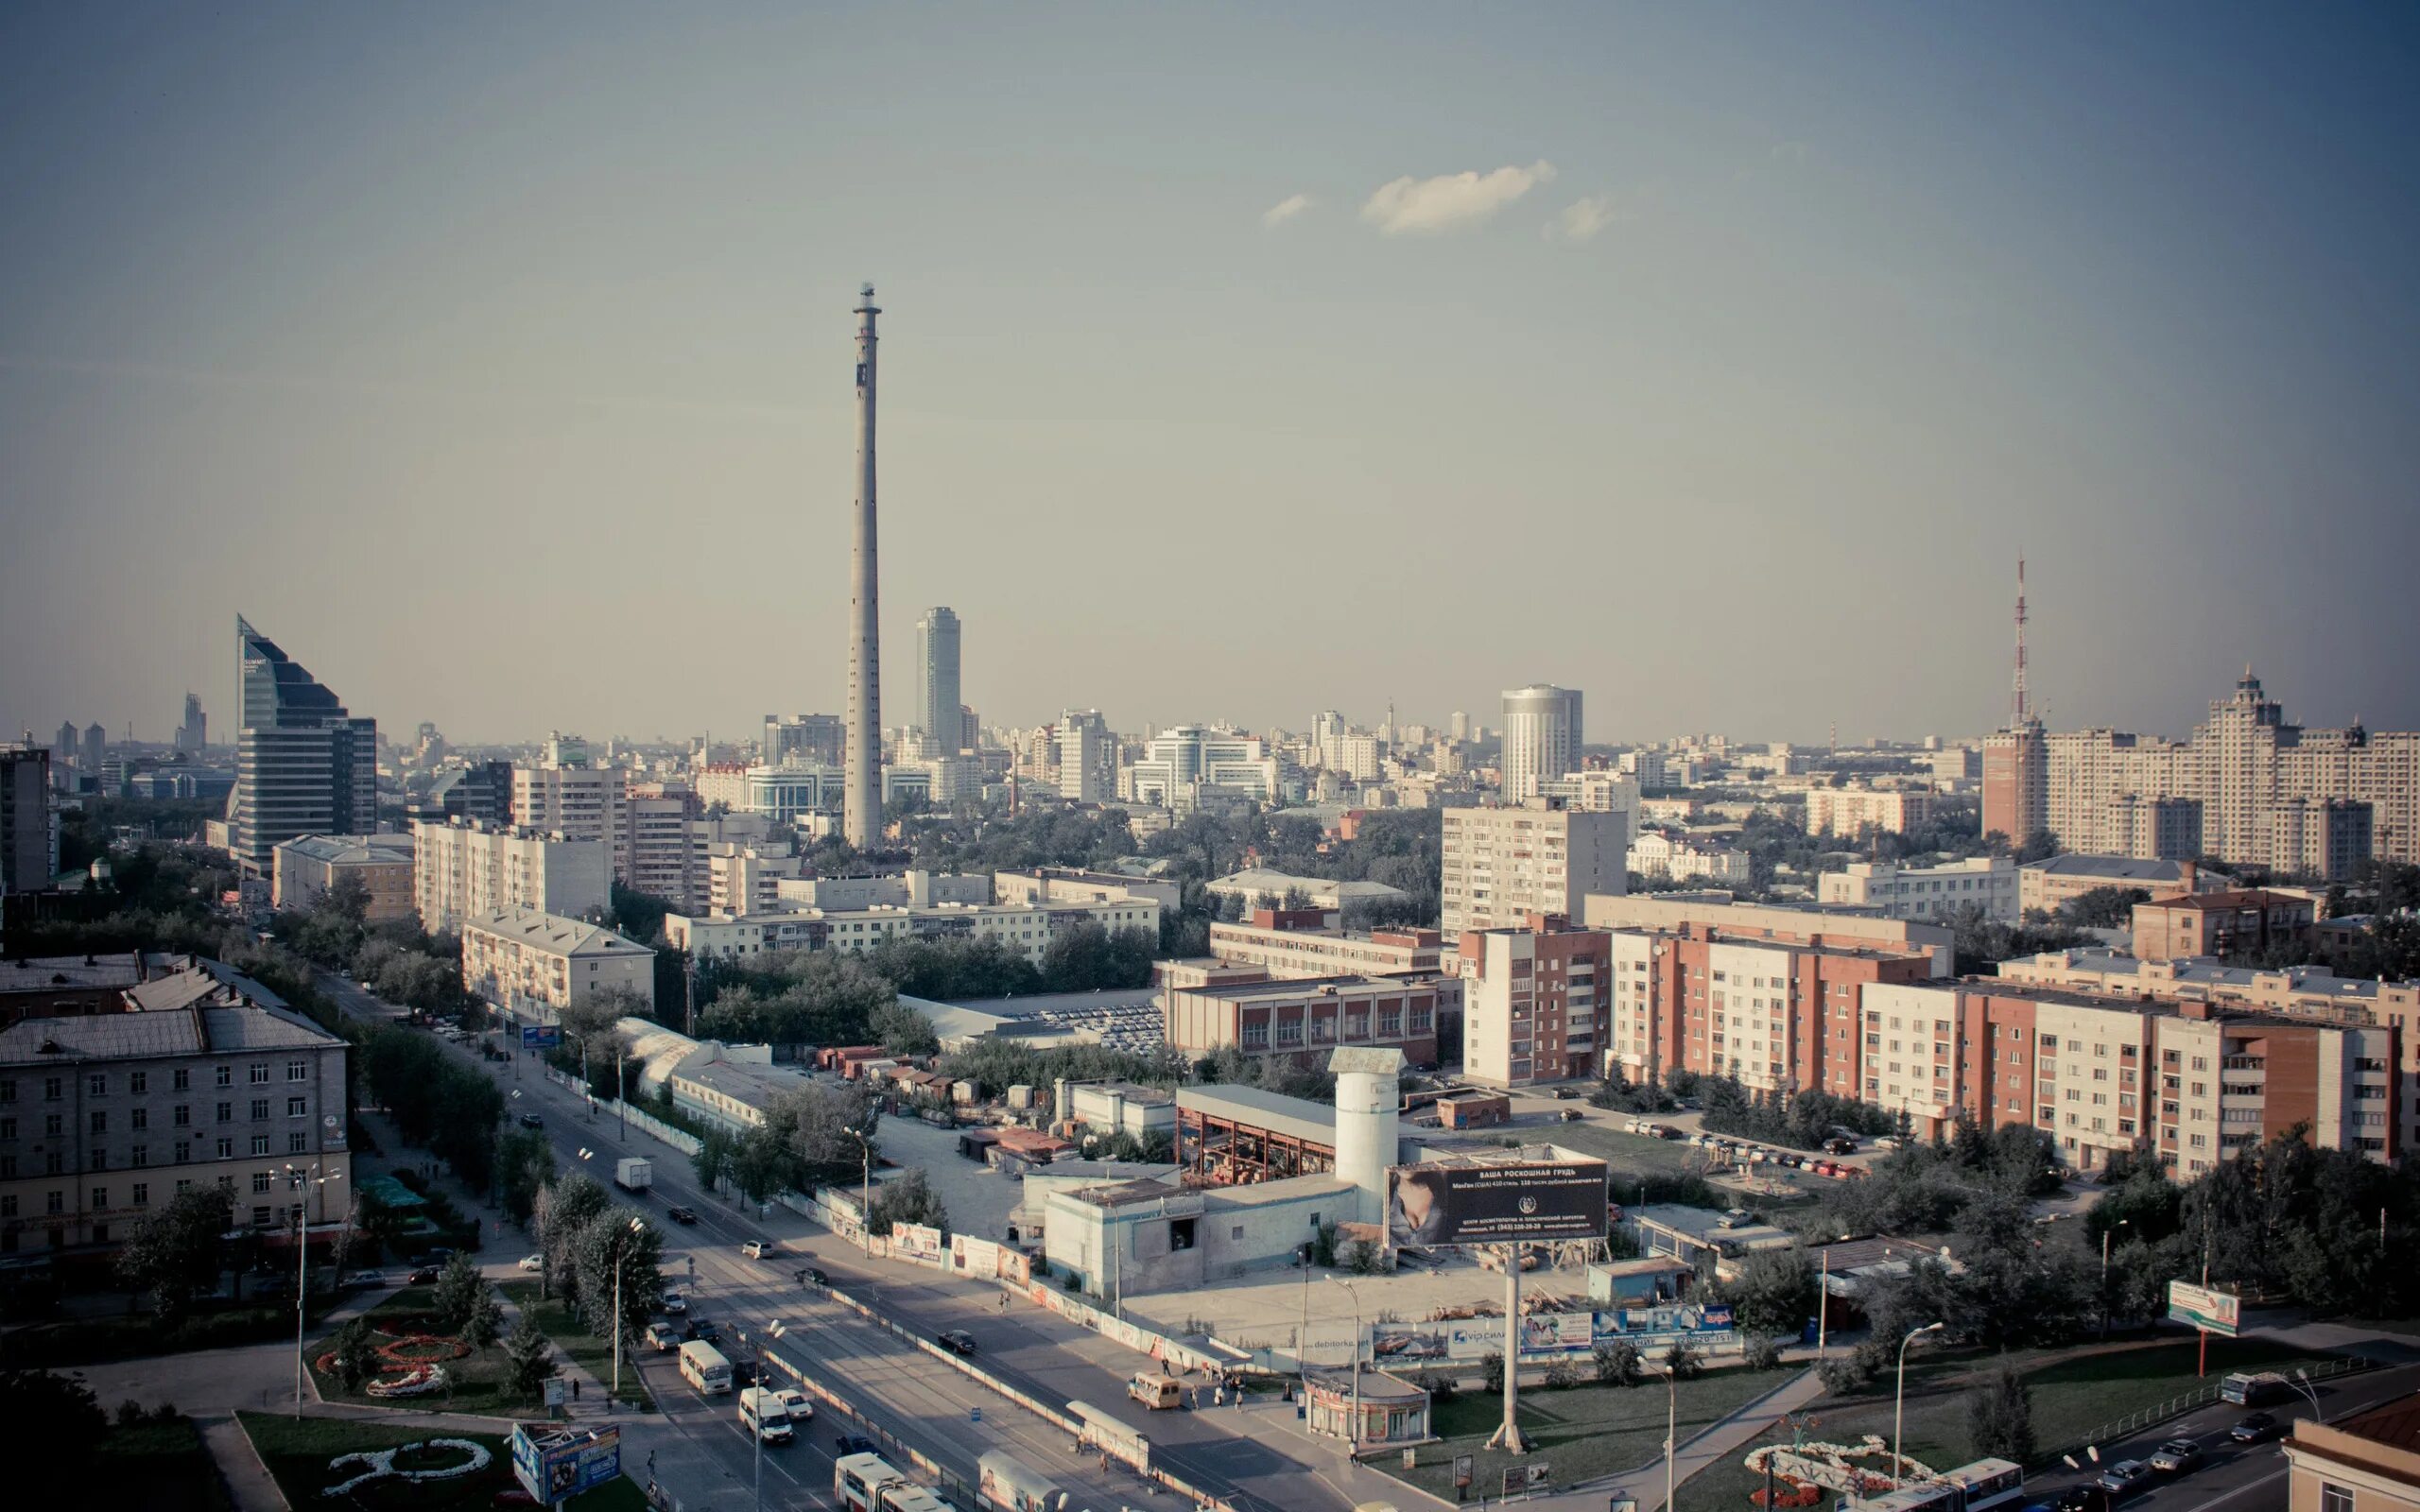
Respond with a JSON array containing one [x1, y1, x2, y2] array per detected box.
[[866, 1168, 949, 1235], [431, 1252, 487, 1333], [872, 998, 939, 1057], [693, 1127, 737, 1197], [1721, 1249, 1814, 1339], [2057, 885, 2152, 930], [1481, 1351, 1505, 1393], [332, 1318, 379, 1390], [1661, 1340, 1703, 1381], [0, 1367, 108, 1499], [494, 1126, 558, 1224], [1965, 1360, 2036, 1463], [462, 1287, 505, 1348], [505, 1314, 558, 1399], [532, 1174, 613, 1301], [114, 1186, 232, 1322], [569, 1211, 665, 1345], [1594, 1338, 1640, 1386]]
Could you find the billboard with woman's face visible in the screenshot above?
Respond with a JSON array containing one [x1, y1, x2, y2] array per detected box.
[[1386, 1159, 1609, 1247]]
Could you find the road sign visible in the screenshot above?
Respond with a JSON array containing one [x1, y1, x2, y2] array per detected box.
[[970, 1406, 982, 1423], [2167, 1280, 2240, 1336], [1454, 1453, 1475, 1488]]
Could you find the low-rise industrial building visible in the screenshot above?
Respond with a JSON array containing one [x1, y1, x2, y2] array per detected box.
[[1161, 974, 1441, 1069], [2132, 889, 2316, 965]]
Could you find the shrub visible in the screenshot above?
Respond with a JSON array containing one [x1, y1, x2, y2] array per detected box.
[[1542, 1359, 1580, 1389], [1744, 1335, 1784, 1371], [1481, 1351, 1505, 1393]]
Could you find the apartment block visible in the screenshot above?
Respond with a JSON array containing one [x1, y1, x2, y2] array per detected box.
[[270, 834, 415, 923], [1, 745, 56, 895], [1800, 784, 1935, 837], [1208, 910, 1448, 979], [666, 870, 1162, 967], [1161, 974, 1440, 1069], [1458, 915, 1609, 1087], [1818, 856, 2017, 922], [459, 906, 655, 1021], [512, 735, 629, 881], [2017, 855, 2203, 917], [2132, 889, 2316, 965], [1583, 892, 1956, 975], [411, 818, 612, 937], [1441, 798, 1628, 941], [0, 959, 351, 1253], [701, 841, 804, 917]]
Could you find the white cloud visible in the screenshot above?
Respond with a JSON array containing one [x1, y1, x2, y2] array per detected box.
[[1548, 195, 1616, 243], [1260, 193, 1315, 229], [1359, 161, 1556, 236]]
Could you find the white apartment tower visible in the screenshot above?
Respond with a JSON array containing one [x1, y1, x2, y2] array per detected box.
[[915, 607, 964, 755], [1500, 684, 1582, 802], [1441, 797, 1629, 940]]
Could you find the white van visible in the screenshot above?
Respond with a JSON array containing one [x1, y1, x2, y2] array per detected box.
[[739, 1385, 793, 1443], [678, 1339, 733, 1395]]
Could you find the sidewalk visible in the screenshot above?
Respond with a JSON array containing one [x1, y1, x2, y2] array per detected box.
[[1522, 1366, 1828, 1512], [1225, 1390, 1463, 1512]]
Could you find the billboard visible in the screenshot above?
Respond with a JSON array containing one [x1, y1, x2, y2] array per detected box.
[[893, 1222, 944, 1263], [520, 1024, 562, 1050], [2167, 1280, 2240, 1337], [1386, 1159, 1609, 1248], [1371, 1303, 1740, 1364], [510, 1425, 620, 1505]]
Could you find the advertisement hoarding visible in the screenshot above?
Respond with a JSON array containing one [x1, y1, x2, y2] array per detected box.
[[1370, 1303, 1739, 1364], [892, 1222, 944, 1263], [510, 1425, 620, 1505], [1386, 1159, 1610, 1248], [520, 1024, 562, 1051], [2167, 1280, 2240, 1337]]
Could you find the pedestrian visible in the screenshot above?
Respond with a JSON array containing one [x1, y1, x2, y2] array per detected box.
[[572, 1378, 580, 1400], [1213, 1384, 1224, 1408]]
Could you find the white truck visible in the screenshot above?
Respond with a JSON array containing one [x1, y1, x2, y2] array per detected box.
[[614, 1157, 652, 1193]]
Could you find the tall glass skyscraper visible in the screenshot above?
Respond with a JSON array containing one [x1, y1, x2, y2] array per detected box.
[[915, 607, 963, 754], [230, 615, 377, 872]]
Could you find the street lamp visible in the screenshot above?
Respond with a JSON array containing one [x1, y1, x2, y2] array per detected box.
[[1893, 1322, 1945, 1487], [2291, 1369, 2325, 1425], [2099, 1219, 2130, 1341], [1656, 1355, 1679, 1512], [283, 1163, 344, 1418], [844, 1126, 873, 1256], [1326, 1275, 1364, 1451], [611, 1216, 646, 1400]]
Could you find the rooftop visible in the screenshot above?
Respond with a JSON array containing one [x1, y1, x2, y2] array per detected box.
[[2140, 889, 2303, 913], [2324, 1393, 2420, 1457], [0, 952, 154, 996], [1177, 1083, 1336, 1148], [275, 833, 414, 866], [2001, 949, 2414, 999], [0, 987, 337, 1065], [2026, 854, 2195, 883], [1169, 973, 1426, 1004], [465, 906, 651, 957]]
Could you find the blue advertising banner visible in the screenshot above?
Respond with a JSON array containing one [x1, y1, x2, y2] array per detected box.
[[520, 1024, 562, 1051]]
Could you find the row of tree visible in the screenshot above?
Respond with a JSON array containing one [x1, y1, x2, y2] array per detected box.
[[531, 1174, 666, 1347], [1692, 1074, 1899, 1151], [358, 1026, 507, 1192]]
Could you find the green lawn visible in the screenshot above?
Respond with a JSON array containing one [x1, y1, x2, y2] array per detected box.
[[91, 1416, 234, 1512], [308, 1285, 540, 1417], [1674, 1335, 2350, 1512], [1385, 1364, 1795, 1503], [238, 1413, 637, 1512], [500, 1280, 653, 1409]]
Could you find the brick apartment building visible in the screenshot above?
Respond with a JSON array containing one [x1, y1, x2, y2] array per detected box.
[[2131, 889, 2316, 965], [1458, 913, 1611, 1087]]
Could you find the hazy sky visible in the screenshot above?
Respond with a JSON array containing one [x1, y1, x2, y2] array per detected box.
[[4, 5, 2416, 749]]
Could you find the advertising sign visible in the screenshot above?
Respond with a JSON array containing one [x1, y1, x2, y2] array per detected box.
[[2167, 1280, 2241, 1337], [1371, 1303, 1741, 1364], [510, 1425, 620, 1505], [520, 1024, 562, 1051], [893, 1222, 944, 1263], [1386, 1159, 1610, 1247]]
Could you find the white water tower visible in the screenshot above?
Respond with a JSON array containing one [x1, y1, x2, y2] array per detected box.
[[1328, 1046, 1404, 1224]]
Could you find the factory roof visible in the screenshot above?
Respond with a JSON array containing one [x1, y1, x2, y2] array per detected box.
[[1206, 868, 1410, 903], [274, 833, 415, 866], [2024, 854, 2196, 884], [1207, 1173, 1355, 1209], [2001, 949, 2414, 999], [1177, 1083, 1336, 1148]]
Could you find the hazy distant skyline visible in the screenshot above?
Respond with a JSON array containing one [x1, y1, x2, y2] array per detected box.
[[4, 6, 2416, 747]]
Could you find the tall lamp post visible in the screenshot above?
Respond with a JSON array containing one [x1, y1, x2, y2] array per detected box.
[[1893, 1322, 1945, 1487], [611, 1215, 646, 1399], [844, 1126, 873, 1256], [1657, 1357, 1679, 1512], [2099, 1218, 2129, 1341], [283, 1163, 343, 1418], [1327, 1276, 1364, 1451]]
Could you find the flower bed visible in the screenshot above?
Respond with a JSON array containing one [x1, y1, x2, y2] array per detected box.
[[365, 1364, 448, 1399], [1744, 1436, 1932, 1496], [324, 1435, 491, 1497]]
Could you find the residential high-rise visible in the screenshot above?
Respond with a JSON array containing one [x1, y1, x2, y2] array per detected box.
[[175, 694, 207, 755], [411, 817, 612, 936], [1057, 710, 1113, 801], [1449, 711, 1470, 744], [80, 722, 106, 779], [762, 713, 843, 767], [915, 607, 963, 755], [230, 616, 378, 874], [843, 284, 883, 849], [1, 744, 56, 894], [1460, 915, 1611, 1087], [1440, 797, 1627, 940], [53, 721, 78, 768], [511, 734, 628, 882], [1499, 685, 1581, 802]]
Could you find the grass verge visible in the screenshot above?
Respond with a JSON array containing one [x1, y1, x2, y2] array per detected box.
[[307, 1285, 538, 1417], [500, 1280, 653, 1408], [237, 1412, 637, 1512], [1384, 1364, 1793, 1503], [91, 1416, 235, 1512]]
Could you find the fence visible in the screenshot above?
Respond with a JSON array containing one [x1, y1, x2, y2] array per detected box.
[[539, 1068, 704, 1157], [2044, 1353, 2374, 1467]]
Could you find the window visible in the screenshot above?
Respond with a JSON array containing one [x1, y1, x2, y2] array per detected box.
[[216, 1103, 233, 1123], [286, 1096, 307, 1118], [173, 1105, 190, 1126], [173, 1068, 189, 1091], [129, 1072, 147, 1094], [43, 1076, 61, 1102], [0, 1080, 10, 1103], [0, 1116, 10, 1140], [215, 1138, 233, 1160], [2321, 1479, 2355, 1512], [249, 1064, 269, 1085], [43, 1114, 61, 1137], [88, 1074, 107, 1097], [252, 1172, 271, 1194], [46, 1192, 64, 1215], [251, 1135, 270, 1156], [130, 1108, 147, 1130], [214, 1066, 232, 1089], [250, 1099, 269, 1122], [92, 1185, 108, 1211], [131, 1183, 147, 1207], [130, 1145, 147, 1167], [89, 1110, 106, 1135], [286, 1060, 308, 1083], [251, 1206, 271, 1228], [287, 1132, 308, 1154]]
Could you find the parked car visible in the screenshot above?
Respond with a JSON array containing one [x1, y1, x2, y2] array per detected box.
[[1551, 1088, 1581, 1100], [2229, 1412, 2281, 1443], [406, 1266, 440, 1284], [2149, 1439, 2204, 1474], [835, 1433, 876, 1456], [661, 1290, 688, 1314], [936, 1330, 978, 1356], [517, 1254, 544, 1272], [645, 1322, 681, 1351], [666, 1205, 699, 1225], [423, 1246, 458, 1263], [741, 1240, 772, 1260], [2095, 1460, 2154, 1497], [1824, 1137, 1858, 1156], [1811, 1161, 1837, 1177], [341, 1271, 392, 1290], [774, 1386, 815, 1421], [1557, 1108, 1584, 1122], [518, 1112, 544, 1129]]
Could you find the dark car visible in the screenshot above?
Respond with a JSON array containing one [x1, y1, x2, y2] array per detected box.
[[518, 1112, 544, 1129], [688, 1320, 720, 1344], [406, 1266, 441, 1284], [423, 1246, 458, 1263], [2053, 1487, 2111, 1512], [798, 1266, 831, 1287], [936, 1330, 978, 1356], [1824, 1137, 1858, 1155], [835, 1434, 876, 1455], [1551, 1088, 1582, 1100], [2094, 1460, 2154, 1497], [732, 1359, 759, 1387], [2230, 1412, 2281, 1443], [666, 1205, 699, 1225]]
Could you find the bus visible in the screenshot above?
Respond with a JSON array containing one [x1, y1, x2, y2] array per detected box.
[[877, 1484, 953, 1512], [976, 1449, 1064, 1512], [1841, 1459, 2025, 1512], [836, 1451, 907, 1512], [677, 1339, 733, 1396]]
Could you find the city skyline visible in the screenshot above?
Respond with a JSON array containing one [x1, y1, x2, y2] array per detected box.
[[4, 7, 2418, 744]]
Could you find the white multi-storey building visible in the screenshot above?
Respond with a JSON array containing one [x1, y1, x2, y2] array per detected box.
[[513, 734, 629, 881], [1818, 856, 2019, 922], [1801, 784, 1935, 837], [1440, 797, 1628, 940], [459, 906, 655, 1021], [1626, 831, 1752, 886], [1057, 711, 1114, 802], [411, 818, 611, 937], [1123, 727, 1281, 809], [1500, 685, 1582, 803]]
